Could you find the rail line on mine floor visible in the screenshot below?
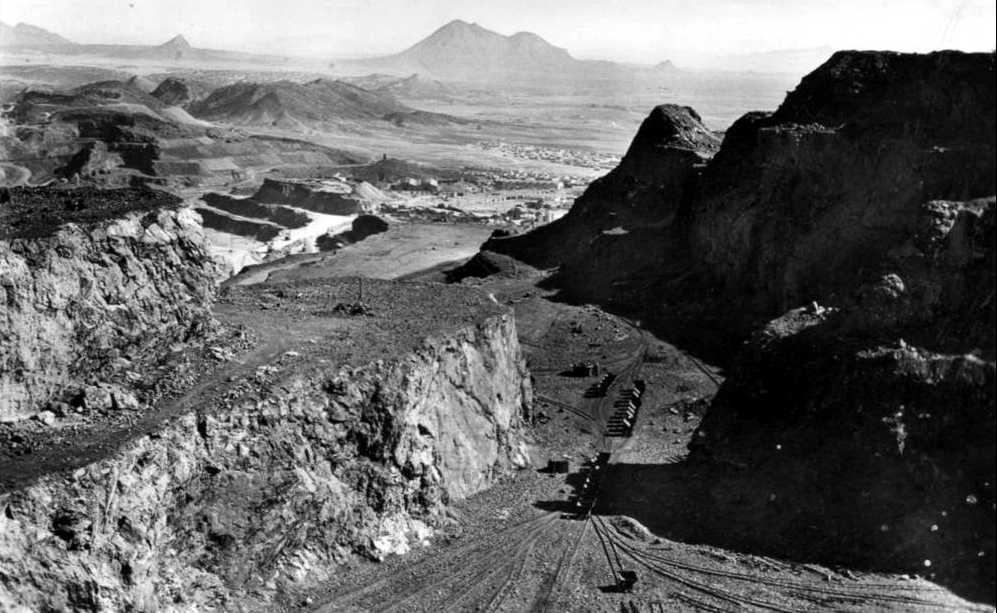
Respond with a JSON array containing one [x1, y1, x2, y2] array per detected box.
[[316, 313, 979, 613], [592, 515, 974, 612]]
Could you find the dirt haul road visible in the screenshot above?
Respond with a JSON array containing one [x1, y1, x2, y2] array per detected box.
[[303, 273, 986, 613]]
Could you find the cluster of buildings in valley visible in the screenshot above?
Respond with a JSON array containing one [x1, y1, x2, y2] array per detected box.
[[378, 196, 569, 229], [383, 168, 590, 195], [222, 159, 592, 233], [476, 140, 620, 171]]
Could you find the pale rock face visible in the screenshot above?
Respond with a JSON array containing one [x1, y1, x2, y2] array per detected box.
[[372, 514, 433, 559], [0, 308, 532, 611], [0, 207, 221, 421]]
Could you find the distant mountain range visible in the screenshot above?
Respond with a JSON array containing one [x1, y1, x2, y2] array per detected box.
[[0, 21, 73, 47], [1, 18, 831, 86], [0, 22, 284, 64], [335, 20, 678, 87]]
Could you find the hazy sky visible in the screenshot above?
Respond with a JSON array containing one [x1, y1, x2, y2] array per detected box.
[[1, 0, 994, 64]]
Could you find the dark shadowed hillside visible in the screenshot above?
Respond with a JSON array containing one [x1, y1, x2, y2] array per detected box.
[[482, 51, 995, 341], [151, 76, 212, 107], [474, 50, 996, 600]]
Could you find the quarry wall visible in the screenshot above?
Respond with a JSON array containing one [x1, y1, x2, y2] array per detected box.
[[0, 307, 531, 611], [0, 204, 220, 422]]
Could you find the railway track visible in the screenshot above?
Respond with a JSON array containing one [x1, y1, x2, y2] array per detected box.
[[594, 515, 974, 612], [315, 315, 653, 612], [615, 534, 958, 607], [535, 393, 596, 421], [593, 515, 799, 613], [317, 308, 977, 613], [595, 325, 648, 446]]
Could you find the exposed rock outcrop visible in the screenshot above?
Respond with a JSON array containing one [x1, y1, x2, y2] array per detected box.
[[0, 279, 532, 611], [55, 141, 124, 179], [201, 192, 311, 229], [691, 51, 996, 319], [150, 76, 208, 108], [194, 206, 283, 242], [690, 197, 995, 599], [252, 178, 364, 215], [477, 51, 996, 599], [479, 104, 719, 279], [0, 187, 221, 421], [316, 214, 388, 251]]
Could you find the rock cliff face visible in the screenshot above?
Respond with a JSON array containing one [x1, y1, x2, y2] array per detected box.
[[0, 187, 221, 422], [690, 196, 995, 599], [478, 51, 995, 598], [0, 281, 531, 611], [691, 51, 996, 318]]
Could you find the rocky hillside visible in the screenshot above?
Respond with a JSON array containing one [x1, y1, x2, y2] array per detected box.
[[0, 187, 221, 422], [483, 50, 995, 340], [469, 103, 723, 347], [3, 80, 209, 180], [187, 79, 461, 131], [690, 195, 995, 599], [692, 51, 996, 320], [479, 50, 995, 599], [0, 278, 532, 611], [151, 76, 211, 108], [1, 80, 361, 186]]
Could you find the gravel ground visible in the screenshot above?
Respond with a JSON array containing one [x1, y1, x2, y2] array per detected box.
[[0, 277, 506, 493], [0, 186, 181, 239]]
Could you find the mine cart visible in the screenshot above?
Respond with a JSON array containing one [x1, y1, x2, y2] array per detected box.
[[568, 361, 601, 377], [617, 570, 638, 592], [548, 458, 571, 473]]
